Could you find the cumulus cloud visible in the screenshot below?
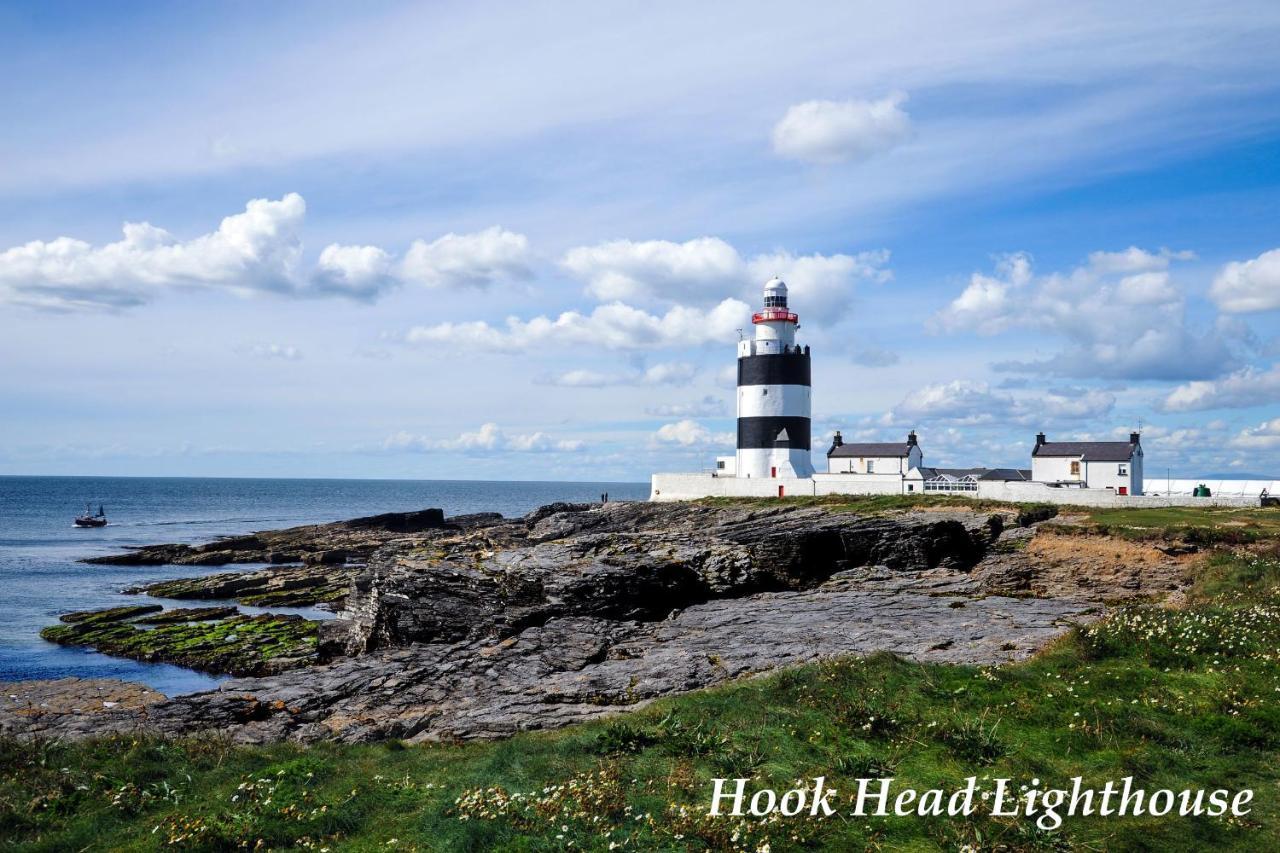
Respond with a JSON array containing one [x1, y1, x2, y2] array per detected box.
[[1211, 248, 1280, 313], [933, 250, 1235, 380], [405, 299, 749, 352], [561, 236, 889, 322], [399, 226, 533, 289], [384, 423, 583, 453], [890, 379, 1115, 426], [0, 193, 532, 310], [562, 237, 741, 303], [1230, 418, 1280, 450], [652, 419, 735, 448], [1163, 364, 1280, 411], [0, 194, 306, 310], [311, 243, 396, 300], [771, 93, 911, 165]]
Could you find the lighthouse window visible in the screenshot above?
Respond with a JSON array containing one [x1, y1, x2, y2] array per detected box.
[[762, 388, 768, 395]]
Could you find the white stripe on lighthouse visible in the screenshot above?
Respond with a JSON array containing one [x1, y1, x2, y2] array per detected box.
[[738, 384, 810, 418]]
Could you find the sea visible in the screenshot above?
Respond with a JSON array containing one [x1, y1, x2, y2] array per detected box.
[[0, 475, 648, 695]]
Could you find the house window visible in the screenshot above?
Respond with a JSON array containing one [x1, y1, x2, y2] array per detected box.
[[1118, 464, 1128, 475], [1070, 461, 1080, 477], [716, 460, 725, 470], [866, 460, 875, 473]]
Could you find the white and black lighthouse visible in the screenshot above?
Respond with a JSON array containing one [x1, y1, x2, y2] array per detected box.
[[735, 277, 814, 479]]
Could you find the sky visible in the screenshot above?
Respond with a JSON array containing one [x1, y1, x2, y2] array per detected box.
[[3, 0, 1280, 482]]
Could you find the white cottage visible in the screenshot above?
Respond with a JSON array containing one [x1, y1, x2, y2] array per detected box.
[[826, 431, 923, 475], [1030, 432, 1144, 495]]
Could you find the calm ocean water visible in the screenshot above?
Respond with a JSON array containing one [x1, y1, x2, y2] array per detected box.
[[0, 475, 647, 695]]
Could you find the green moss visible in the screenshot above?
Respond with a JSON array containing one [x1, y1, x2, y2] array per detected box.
[[40, 609, 317, 676]]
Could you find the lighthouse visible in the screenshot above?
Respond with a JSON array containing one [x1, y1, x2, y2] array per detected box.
[[735, 277, 814, 479]]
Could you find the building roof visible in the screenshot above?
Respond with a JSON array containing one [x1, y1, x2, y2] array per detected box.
[[915, 467, 1032, 482], [829, 442, 915, 458], [1033, 441, 1136, 462]]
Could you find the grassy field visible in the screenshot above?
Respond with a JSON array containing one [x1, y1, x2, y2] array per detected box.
[[6, 545, 1280, 849]]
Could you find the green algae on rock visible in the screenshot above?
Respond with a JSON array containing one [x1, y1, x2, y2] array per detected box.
[[125, 564, 356, 608], [40, 608, 318, 676]]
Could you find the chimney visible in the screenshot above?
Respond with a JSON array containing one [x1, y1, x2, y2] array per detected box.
[[1036, 431, 1046, 446], [829, 430, 844, 454], [1130, 431, 1140, 445], [907, 430, 918, 447]]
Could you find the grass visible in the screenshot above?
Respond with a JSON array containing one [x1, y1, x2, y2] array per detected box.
[[1066, 506, 1280, 546], [8, 552, 1280, 849]]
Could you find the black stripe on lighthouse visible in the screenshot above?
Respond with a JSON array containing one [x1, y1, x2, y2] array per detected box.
[[737, 352, 810, 386], [737, 416, 811, 450]]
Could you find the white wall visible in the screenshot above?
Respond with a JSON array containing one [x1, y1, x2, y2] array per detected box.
[[1082, 460, 1134, 493], [1145, 478, 1280, 497], [1032, 456, 1080, 483], [826, 447, 920, 475], [651, 471, 1259, 508]]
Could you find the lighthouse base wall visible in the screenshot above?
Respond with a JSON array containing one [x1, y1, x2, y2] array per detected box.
[[649, 472, 1261, 507], [650, 472, 903, 501], [735, 447, 815, 480]]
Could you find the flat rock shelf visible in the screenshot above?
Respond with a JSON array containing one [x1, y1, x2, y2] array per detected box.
[[2, 500, 1138, 743]]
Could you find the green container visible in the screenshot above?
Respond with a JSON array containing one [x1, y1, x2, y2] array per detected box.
[[1193, 484, 1212, 497]]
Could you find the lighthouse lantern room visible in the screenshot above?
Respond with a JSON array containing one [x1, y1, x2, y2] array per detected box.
[[735, 277, 814, 479]]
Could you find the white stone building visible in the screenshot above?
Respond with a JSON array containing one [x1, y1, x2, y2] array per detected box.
[[825, 431, 923, 475], [1030, 432, 1144, 495]]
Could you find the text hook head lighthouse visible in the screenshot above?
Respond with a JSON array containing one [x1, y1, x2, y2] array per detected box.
[[735, 276, 814, 479]]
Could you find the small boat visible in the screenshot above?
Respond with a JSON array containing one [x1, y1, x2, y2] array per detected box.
[[74, 504, 108, 528]]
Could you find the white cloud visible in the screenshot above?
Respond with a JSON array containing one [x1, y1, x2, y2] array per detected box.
[[0, 193, 306, 310], [312, 243, 396, 300], [560, 236, 890, 322], [652, 419, 734, 448], [1211, 248, 1280, 313], [892, 380, 1004, 424], [934, 250, 1235, 380], [1163, 364, 1280, 411], [1230, 418, 1280, 450], [640, 362, 697, 384], [399, 226, 532, 289], [771, 93, 911, 165], [562, 237, 741, 303], [1087, 246, 1193, 274], [384, 423, 583, 453], [0, 194, 533, 310], [405, 298, 749, 352], [890, 379, 1114, 425]]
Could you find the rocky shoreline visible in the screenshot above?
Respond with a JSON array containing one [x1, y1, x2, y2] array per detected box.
[[2, 499, 1191, 743]]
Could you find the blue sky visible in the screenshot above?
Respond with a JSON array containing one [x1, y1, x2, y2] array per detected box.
[[3, 0, 1280, 481]]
